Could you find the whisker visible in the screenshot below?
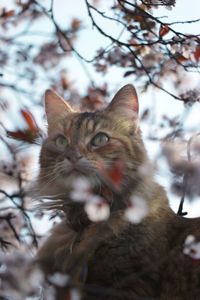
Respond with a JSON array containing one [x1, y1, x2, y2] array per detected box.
[[34, 171, 61, 195]]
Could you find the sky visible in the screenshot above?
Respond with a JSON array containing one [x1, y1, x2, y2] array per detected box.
[[1, 0, 200, 217]]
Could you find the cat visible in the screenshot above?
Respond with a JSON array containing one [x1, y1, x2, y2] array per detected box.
[[35, 84, 200, 300]]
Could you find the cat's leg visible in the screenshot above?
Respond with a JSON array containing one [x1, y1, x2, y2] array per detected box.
[[36, 220, 77, 275]]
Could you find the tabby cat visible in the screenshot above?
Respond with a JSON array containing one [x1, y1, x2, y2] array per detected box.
[[35, 85, 200, 300]]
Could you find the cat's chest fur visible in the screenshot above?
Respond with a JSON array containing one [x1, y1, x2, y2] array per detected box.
[[83, 216, 200, 300], [86, 221, 166, 297]]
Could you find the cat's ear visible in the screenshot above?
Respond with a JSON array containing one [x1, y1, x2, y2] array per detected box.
[[106, 84, 138, 120], [44, 90, 73, 124]]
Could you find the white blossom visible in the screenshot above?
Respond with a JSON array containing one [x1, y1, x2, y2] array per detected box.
[[162, 141, 185, 167], [85, 195, 110, 222], [183, 235, 200, 259], [48, 272, 69, 287], [140, 46, 151, 57], [70, 288, 81, 300], [108, 47, 124, 64], [138, 162, 154, 178], [42, 285, 56, 300], [70, 177, 91, 202], [0, 251, 44, 298], [125, 196, 148, 224], [0, 160, 21, 178], [71, 178, 110, 222], [181, 89, 200, 106], [142, 53, 164, 69], [189, 39, 197, 52]]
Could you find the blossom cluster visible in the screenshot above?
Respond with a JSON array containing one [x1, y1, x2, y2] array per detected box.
[[70, 177, 110, 222], [0, 250, 81, 300], [0, 250, 43, 299], [71, 177, 148, 224]]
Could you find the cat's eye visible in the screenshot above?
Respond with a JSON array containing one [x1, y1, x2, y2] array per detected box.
[[91, 132, 109, 147], [55, 135, 68, 149]]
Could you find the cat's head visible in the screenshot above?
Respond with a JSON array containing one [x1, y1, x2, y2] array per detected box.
[[38, 84, 147, 199]]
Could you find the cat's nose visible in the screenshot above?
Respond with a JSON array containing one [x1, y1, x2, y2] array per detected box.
[[65, 149, 82, 164]]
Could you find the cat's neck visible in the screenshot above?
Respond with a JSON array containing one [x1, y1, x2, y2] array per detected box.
[[66, 176, 171, 232]]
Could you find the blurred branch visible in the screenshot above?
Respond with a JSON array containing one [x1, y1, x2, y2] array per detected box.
[[141, 0, 176, 6], [84, 0, 200, 101], [33, 0, 96, 87], [0, 214, 21, 242], [117, 0, 200, 38], [129, 48, 185, 101], [0, 83, 31, 95], [0, 237, 13, 250], [177, 133, 200, 216], [169, 18, 200, 25]]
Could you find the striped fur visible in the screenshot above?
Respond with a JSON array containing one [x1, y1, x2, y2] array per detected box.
[[35, 85, 200, 300]]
